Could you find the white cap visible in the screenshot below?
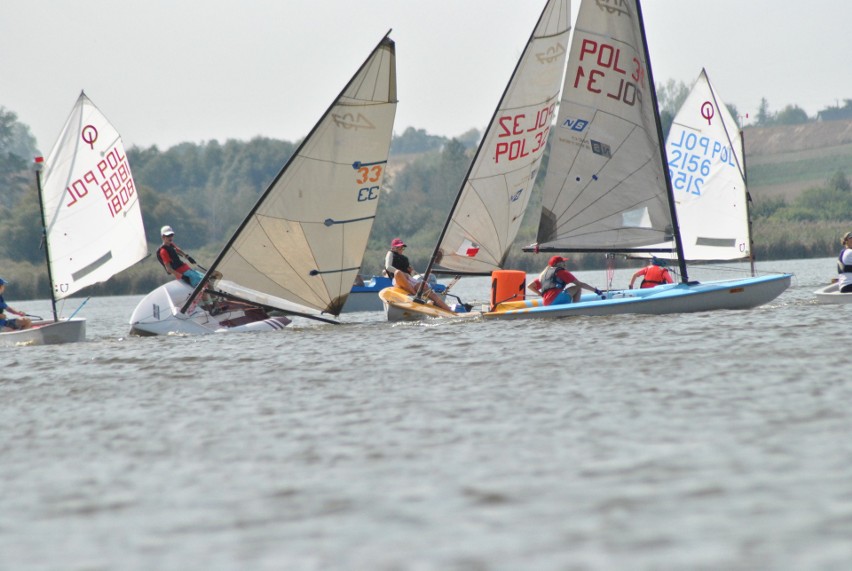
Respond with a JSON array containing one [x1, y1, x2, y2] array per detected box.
[[160, 225, 175, 236]]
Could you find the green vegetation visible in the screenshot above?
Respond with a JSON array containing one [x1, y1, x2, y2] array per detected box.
[[2, 94, 852, 301]]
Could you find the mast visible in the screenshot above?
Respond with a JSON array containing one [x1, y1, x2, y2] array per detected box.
[[33, 157, 58, 321], [741, 125, 756, 276], [417, 1, 557, 297], [635, 0, 689, 283]]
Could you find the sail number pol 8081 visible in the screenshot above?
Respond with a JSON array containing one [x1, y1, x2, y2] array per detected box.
[[64, 145, 136, 218]]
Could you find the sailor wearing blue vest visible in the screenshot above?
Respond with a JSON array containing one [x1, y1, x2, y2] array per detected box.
[[838, 231, 852, 293], [527, 256, 603, 305], [0, 278, 33, 331]]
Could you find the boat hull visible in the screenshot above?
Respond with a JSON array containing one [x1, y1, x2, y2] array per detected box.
[[129, 281, 292, 336], [342, 276, 394, 313], [486, 274, 792, 320], [379, 287, 475, 322], [814, 282, 852, 304], [0, 318, 86, 346]]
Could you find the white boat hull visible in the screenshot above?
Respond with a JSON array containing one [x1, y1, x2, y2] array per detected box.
[[0, 318, 86, 346], [486, 274, 792, 320], [129, 281, 292, 336], [814, 282, 852, 304]]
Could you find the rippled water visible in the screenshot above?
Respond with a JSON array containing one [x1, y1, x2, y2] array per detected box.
[[2, 258, 851, 570]]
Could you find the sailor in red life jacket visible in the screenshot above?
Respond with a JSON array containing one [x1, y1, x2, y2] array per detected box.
[[527, 256, 603, 305], [629, 257, 674, 289], [157, 225, 206, 287]]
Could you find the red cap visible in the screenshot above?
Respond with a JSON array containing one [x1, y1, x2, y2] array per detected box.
[[391, 238, 406, 248], [548, 255, 568, 266]]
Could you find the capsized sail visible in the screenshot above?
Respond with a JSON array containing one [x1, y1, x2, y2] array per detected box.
[[532, 0, 675, 253], [650, 68, 750, 262], [432, 0, 571, 275], [39, 91, 147, 299], [181, 34, 397, 317]]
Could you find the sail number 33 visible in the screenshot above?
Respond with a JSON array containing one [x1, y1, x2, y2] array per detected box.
[[356, 164, 383, 201]]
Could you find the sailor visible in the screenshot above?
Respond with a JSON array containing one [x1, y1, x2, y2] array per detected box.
[[629, 257, 674, 289], [157, 225, 205, 287], [384, 238, 412, 278], [0, 278, 32, 331], [528, 256, 603, 305], [837, 232, 852, 293]]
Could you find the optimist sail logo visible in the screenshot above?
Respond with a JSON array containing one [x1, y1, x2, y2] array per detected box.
[[81, 125, 98, 150]]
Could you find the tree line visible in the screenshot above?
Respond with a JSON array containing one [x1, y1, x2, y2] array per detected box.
[[1, 87, 851, 300]]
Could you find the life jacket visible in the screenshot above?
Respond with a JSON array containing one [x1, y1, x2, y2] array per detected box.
[[157, 243, 187, 274], [838, 248, 852, 274], [386, 251, 411, 277], [641, 265, 669, 288], [539, 266, 566, 292]]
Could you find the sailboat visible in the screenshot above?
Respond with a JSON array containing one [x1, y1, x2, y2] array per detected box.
[[129, 32, 398, 335], [487, 0, 790, 320], [379, 0, 572, 321], [1, 92, 147, 346], [640, 67, 753, 266]]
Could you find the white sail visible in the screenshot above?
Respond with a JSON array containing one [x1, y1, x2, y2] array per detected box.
[[188, 35, 397, 316], [657, 68, 750, 261], [534, 0, 673, 252], [434, 0, 571, 274], [40, 92, 147, 299]]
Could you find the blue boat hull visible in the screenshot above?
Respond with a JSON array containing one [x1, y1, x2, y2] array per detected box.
[[485, 274, 792, 320]]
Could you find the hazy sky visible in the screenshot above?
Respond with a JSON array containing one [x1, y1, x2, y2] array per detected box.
[[3, 0, 849, 152]]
